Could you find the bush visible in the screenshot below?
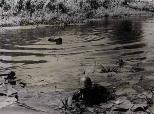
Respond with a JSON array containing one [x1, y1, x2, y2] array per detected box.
[[16, 0, 24, 13], [58, 2, 68, 13], [46, 2, 56, 12], [89, 0, 100, 9], [0, 0, 5, 7], [103, 0, 110, 9], [86, 11, 94, 18], [3, 3, 11, 11], [35, 1, 44, 10], [25, 0, 35, 16]]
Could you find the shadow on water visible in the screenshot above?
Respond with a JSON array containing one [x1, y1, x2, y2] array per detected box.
[[106, 19, 147, 61], [111, 19, 143, 44], [74, 20, 111, 43]]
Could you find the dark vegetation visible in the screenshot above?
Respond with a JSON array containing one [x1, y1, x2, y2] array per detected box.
[[0, 0, 154, 26], [100, 65, 119, 73]]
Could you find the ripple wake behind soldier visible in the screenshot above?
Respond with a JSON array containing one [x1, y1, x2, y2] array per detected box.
[[72, 77, 113, 106]]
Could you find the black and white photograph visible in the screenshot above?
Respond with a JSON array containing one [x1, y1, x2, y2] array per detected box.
[[0, 0, 154, 114]]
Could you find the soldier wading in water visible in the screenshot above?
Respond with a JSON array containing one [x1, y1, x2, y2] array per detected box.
[[72, 77, 113, 106]]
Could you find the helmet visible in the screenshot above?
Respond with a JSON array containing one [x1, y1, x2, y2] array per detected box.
[[80, 77, 92, 88]]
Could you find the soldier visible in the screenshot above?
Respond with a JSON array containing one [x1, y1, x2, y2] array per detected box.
[[72, 77, 112, 106]]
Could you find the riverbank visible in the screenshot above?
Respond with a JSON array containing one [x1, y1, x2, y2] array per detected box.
[[0, 0, 154, 26]]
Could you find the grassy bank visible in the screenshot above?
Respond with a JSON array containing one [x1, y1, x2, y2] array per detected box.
[[0, 0, 154, 26]]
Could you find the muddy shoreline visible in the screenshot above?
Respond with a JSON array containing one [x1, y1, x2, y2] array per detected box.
[[1, 58, 154, 114]]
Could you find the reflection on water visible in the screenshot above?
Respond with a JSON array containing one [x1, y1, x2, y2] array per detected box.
[[112, 20, 143, 44], [0, 17, 154, 90]]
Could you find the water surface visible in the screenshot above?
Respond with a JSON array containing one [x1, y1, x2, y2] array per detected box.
[[0, 17, 154, 92]]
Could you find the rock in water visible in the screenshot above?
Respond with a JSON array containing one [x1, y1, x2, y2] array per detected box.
[[5, 71, 16, 80]]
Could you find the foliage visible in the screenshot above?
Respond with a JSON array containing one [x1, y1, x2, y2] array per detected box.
[[0, 0, 153, 26], [100, 65, 119, 73]]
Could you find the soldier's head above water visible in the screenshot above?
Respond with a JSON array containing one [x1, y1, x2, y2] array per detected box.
[[73, 77, 113, 106], [80, 77, 92, 88]]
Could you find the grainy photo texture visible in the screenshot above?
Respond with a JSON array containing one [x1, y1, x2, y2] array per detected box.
[[0, 0, 154, 114]]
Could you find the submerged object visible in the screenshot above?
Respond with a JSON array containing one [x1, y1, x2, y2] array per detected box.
[[19, 82, 26, 88], [0, 71, 16, 77], [48, 37, 62, 45], [4, 71, 17, 85], [48, 38, 55, 42], [73, 77, 111, 105], [9, 81, 16, 85]]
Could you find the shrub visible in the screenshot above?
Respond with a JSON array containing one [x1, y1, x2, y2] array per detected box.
[[3, 3, 11, 11], [0, 0, 5, 7], [89, 0, 100, 9], [35, 1, 44, 10], [16, 0, 24, 13], [46, 2, 56, 12], [58, 2, 68, 13], [100, 65, 119, 73]]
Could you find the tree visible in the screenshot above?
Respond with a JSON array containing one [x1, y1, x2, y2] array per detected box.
[[0, 0, 5, 7]]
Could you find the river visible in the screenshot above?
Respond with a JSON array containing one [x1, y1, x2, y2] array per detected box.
[[0, 17, 154, 113]]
